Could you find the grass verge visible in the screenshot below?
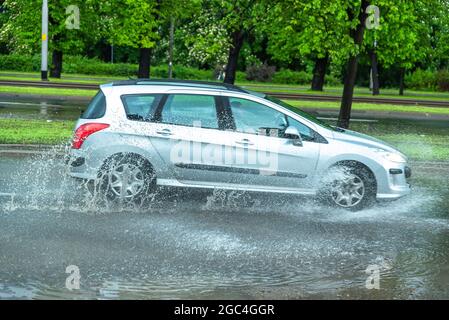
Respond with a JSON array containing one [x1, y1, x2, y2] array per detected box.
[[0, 119, 75, 145], [289, 100, 449, 115], [0, 86, 96, 97], [344, 121, 449, 162]]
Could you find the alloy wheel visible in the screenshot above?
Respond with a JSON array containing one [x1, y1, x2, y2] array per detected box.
[[330, 174, 365, 208], [109, 163, 145, 198]]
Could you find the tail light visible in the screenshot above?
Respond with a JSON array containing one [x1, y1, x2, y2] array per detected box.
[[71, 123, 110, 149]]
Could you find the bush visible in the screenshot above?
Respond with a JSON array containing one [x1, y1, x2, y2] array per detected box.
[[245, 63, 276, 82], [436, 69, 449, 92], [0, 53, 342, 86], [63, 55, 138, 76], [172, 65, 214, 80], [405, 69, 437, 90], [324, 74, 342, 86], [272, 69, 312, 85], [0, 54, 41, 72], [0, 54, 218, 80]]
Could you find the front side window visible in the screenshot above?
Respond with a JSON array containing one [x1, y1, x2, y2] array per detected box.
[[229, 97, 288, 136], [287, 116, 315, 141], [122, 94, 163, 121], [161, 94, 218, 129]]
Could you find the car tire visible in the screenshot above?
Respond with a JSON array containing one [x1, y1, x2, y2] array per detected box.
[[320, 164, 376, 211], [95, 153, 156, 204]]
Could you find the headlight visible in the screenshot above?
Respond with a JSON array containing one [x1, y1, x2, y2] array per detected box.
[[371, 148, 407, 163]]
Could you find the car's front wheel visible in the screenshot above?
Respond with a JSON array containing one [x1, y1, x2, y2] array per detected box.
[[320, 164, 376, 211]]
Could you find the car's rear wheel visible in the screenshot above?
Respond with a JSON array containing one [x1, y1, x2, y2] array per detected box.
[[95, 154, 156, 203], [320, 164, 376, 211]]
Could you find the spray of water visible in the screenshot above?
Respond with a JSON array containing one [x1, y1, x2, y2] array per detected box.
[[0, 145, 445, 229]]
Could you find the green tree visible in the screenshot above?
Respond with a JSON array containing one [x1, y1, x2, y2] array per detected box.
[[0, 0, 102, 78], [178, 8, 230, 69], [186, 0, 275, 84], [103, 0, 199, 78], [363, 1, 429, 95], [0, 0, 7, 53], [266, 0, 355, 91]]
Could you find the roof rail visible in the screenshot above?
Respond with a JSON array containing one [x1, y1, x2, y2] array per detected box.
[[111, 78, 248, 93]]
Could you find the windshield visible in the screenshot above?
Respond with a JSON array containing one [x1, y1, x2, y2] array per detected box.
[[264, 95, 336, 131]]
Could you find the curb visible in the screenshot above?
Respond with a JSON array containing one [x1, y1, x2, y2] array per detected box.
[[0, 144, 66, 156]]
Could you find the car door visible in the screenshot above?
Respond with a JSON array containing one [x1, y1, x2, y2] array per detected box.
[[212, 96, 322, 190], [147, 92, 238, 184]]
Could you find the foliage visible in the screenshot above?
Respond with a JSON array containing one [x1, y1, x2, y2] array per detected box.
[[404, 69, 437, 91], [103, 0, 200, 50], [266, 0, 357, 68], [271, 70, 312, 85], [177, 8, 230, 67], [435, 69, 449, 91], [364, 0, 427, 69], [0, 0, 102, 54], [0, 0, 449, 89]]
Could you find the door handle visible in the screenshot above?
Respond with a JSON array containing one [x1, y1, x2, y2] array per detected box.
[[235, 138, 254, 146], [156, 128, 173, 136]]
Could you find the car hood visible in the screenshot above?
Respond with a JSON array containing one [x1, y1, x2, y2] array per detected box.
[[332, 127, 405, 156]]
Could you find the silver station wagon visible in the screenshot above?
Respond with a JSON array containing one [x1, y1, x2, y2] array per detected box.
[[68, 80, 411, 211]]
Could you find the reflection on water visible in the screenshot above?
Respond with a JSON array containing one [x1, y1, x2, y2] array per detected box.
[[0, 97, 86, 121], [0, 149, 448, 299]]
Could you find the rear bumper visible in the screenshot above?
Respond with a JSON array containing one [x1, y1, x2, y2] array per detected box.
[[67, 149, 98, 181]]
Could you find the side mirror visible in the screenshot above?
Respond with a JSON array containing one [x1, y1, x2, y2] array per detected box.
[[284, 126, 303, 147]]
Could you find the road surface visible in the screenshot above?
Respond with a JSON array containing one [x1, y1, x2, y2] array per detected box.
[[0, 153, 448, 299]]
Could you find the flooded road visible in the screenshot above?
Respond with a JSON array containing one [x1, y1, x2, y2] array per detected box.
[[0, 152, 448, 299], [0, 96, 86, 121]]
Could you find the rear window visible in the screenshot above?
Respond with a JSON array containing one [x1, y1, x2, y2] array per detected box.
[[81, 91, 106, 119], [121, 94, 163, 121]]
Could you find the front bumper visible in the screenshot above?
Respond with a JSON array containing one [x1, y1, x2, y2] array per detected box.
[[376, 164, 411, 200]]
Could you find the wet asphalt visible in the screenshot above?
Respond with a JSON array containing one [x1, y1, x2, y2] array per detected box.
[[0, 153, 448, 299]]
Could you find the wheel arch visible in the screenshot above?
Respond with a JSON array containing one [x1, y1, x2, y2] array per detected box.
[[326, 159, 378, 191], [100, 151, 155, 174]]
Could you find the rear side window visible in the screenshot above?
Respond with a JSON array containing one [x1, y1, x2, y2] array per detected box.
[[81, 91, 106, 119], [160, 94, 218, 129], [122, 94, 163, 121]]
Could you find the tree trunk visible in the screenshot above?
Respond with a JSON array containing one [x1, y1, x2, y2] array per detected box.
[[50, 50, 63, 79], [224, 30, 245, 84], [370, 49, 380, 95], [337, 0, 370, 129], [399, 67, 405, 96], [138, 48, 151, 78], [311, 55, 329, 91]]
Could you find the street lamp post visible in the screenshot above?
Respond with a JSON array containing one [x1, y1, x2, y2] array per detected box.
[[41, 0, 49, 81]]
